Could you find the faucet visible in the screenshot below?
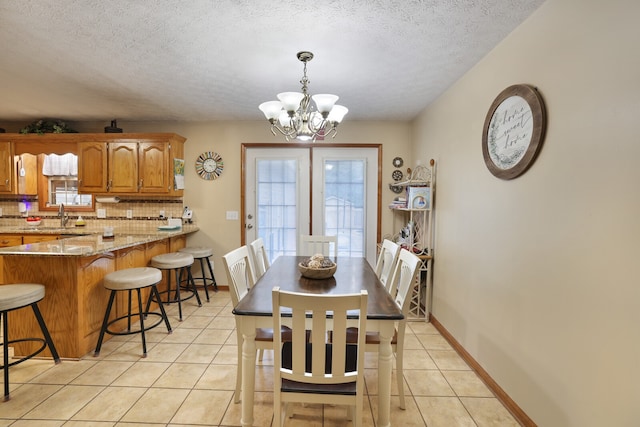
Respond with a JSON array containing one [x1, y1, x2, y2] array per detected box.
[[59, 203, 69, 228]]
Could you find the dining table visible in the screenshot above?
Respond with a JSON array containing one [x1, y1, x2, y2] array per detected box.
[[233, 255, 403, 427]]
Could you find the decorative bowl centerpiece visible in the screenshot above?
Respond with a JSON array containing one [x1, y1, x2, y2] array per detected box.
[[298, 254, 337, 279]]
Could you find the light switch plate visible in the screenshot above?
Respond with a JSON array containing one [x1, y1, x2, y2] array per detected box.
[[97, 209, 106, 219], [226, 211, 239, 220]]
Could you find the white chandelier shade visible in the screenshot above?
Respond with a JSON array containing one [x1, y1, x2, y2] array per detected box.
[[258, 51, 348, 142]]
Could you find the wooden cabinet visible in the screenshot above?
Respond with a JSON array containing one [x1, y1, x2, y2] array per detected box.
[[108, 141, 139, 193], [77, 134, 185, 195], [78, 141, 108, 193], [0, 133, 186, 196], [22, 234, 59, 244], [0, 235, 22, 247], [0, 142, 14, 193]]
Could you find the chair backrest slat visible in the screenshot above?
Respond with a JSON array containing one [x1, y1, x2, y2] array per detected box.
[[298, 235, 338, 260], [375, 239, 400, 290], [273, 286, 367, 385], [249, 237, 270, 280], [222, 246, 256, 307]]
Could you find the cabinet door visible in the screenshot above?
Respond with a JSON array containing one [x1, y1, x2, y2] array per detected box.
[[139, 141, 170, 193], [108, 142, 139, 193], [78, 142, 108, 192], [0, 142, 14, 193], [0, 235, 22, 247], [23, 234, 59, 244]]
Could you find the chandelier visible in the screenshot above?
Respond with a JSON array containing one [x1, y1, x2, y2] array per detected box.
[[259, 51, 348, 142]]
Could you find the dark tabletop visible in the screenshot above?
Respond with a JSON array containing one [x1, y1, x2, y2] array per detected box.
[[233, 256, 403, 320]]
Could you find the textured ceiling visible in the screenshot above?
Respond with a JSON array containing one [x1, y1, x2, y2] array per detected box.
[[0, 0, 545, 122]]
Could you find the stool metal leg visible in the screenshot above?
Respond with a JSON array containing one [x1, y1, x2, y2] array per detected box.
[[30, 303, 60, 363], [94, 290, 117, 356], [173, 268, 183, 321], [186, 266, 202, 307], [136, 288, 147, 357], [150, 284, 172, 333], [198, 258, 210, 302], [204, 256, 218, 292]]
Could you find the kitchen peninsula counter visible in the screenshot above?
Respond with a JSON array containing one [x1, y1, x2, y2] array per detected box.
[[0, 225, 199, 358]]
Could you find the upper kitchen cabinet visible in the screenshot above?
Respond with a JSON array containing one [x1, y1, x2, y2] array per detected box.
[[0, 133, 186, 197], [0, 142, 14, 193], [76, 134, 185, 196]]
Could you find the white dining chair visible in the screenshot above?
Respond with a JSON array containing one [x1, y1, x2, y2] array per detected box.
[[340, 248, 421, 409], [272, 286, 368, 427], [375, 239, 400, 291], [249, 237, 270, 280], [298, 234, 337, 260], [222, 246, 272, 403]]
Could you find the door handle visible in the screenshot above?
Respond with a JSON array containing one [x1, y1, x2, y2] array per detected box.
[[246, 224, 253, 229]]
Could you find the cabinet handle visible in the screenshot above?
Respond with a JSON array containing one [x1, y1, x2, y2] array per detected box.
[[4, 179, 8, 186], [138, 179, 143, 190], [107, 180, 112, 191]]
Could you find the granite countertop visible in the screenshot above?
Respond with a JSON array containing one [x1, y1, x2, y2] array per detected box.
[[0, 224, 199, 256]]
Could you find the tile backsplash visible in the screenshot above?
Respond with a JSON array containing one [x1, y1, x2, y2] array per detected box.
[[0, 198, 186, 230]]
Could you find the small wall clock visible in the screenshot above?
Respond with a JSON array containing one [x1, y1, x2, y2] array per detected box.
[[195, 151, 224, 180]]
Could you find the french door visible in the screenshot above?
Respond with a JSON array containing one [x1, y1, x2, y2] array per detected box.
[[244, 146, 379, 266]]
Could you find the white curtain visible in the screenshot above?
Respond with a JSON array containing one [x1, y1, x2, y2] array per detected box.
[[42, 153, 78, 176]]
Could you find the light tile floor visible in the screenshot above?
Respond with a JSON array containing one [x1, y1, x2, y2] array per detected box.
[[1, 290, 520, 426]]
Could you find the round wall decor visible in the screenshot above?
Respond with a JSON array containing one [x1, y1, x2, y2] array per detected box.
[[195, 151, 224, 180], [392, 157, 404, 168], [392, 169, 403, 181], [482, 84, 547, 180]]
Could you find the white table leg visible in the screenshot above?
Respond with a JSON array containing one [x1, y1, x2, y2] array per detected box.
[[240, 317, 257, 427], [377, 321, 394, 427]]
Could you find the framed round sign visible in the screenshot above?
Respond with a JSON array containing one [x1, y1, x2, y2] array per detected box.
[[195, 151, 224, 180], [482, 84, 546, 180]]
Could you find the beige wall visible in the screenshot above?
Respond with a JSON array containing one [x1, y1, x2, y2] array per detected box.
[[412, 0, 640, 425]]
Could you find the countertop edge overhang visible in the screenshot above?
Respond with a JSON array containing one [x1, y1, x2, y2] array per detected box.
[[0, 225, 199, 256]]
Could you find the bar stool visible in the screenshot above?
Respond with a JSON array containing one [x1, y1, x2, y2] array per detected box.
[[1, 283, 60, 401], [178, 246, 218, 301], [149, 252, 202, 321], [94, 267, 172, 358]]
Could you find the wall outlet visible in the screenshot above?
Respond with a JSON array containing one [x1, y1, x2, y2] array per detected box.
[[126, 209, 133, 219], [97, 208, 106, 219], [0, 207, 3, 217]]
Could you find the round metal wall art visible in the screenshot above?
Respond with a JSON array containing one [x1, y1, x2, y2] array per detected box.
[[195, 151, 224, 180]]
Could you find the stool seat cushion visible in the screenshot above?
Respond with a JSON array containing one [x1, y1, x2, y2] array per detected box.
[[0, 284, 45, 311], [151, 252, 194, 269], [104, 267, 162, 291], [179, 246, 213, 258]]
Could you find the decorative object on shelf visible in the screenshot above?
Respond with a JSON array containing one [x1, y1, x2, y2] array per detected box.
[[482, 84, 547, 180], [389, 184, 404, 194], [258, 51, 348, 142], [195, 151, 224, 180], [104, 119, 123, 133], [298, 254, 337, 279], [392, 157, 404, 168], [392, 169, 403, 181], [20, 119, 77, 134]]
